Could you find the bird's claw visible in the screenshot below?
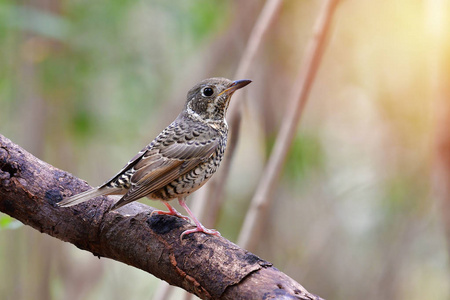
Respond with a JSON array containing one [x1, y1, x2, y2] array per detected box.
[[180, 225, 221, 240]]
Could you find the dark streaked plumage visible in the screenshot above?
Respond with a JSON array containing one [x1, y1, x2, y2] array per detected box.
[[58, 77, 251, 238]]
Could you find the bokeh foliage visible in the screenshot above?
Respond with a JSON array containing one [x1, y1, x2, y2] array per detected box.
[[1, 0, 449, 300]]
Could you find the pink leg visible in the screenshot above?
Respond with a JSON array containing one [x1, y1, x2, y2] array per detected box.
[[178, 197, 221, 239], [150, 202, 190, 221]]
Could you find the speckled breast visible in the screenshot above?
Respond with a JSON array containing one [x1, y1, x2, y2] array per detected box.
[[149, 135, 227, 201]]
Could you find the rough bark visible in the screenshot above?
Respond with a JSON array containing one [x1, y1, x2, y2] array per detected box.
[[0, 134, 322, 300]]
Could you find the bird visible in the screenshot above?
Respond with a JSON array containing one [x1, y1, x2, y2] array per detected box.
[[58, 77, 251, 239]]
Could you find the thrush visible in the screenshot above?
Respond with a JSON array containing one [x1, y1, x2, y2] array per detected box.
[[58, 77, 251, 238]]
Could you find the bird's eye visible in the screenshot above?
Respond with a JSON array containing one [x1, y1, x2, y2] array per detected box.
[[202, 87, 214, 97]]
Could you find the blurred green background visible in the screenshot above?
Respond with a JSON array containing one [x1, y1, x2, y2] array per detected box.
[[1, 0, 449, 299]]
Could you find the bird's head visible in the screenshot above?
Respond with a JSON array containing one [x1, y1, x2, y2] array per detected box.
[[184, 77, 251, 122]]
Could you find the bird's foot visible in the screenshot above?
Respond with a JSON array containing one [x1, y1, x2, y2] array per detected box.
[[180, 224, 221, 240], [177, 197, 221, 240], [150, 203, 190, 221]]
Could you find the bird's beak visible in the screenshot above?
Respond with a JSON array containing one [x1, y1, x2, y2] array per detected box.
[[220, 79, 252, 96]]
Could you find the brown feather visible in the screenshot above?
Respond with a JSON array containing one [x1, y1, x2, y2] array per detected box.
[[110, 139, 219, 209]]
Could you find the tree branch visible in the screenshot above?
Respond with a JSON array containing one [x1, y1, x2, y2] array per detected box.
[[0, 134, 322, 300]]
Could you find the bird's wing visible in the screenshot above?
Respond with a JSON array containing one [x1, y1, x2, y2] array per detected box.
[[110, 137, 219, 209]]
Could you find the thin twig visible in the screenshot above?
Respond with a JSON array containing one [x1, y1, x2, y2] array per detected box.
[[191, 0, 284, 229], [428, 0, 450, 260], [237, 0, 341, 250]]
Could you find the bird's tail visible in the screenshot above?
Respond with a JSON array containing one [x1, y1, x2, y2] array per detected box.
[[58, 187, 121, 207]]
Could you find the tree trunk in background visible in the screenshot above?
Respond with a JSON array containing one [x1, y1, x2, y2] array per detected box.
[[15, 0, 49, 298], [12, 1, 79, 299]]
